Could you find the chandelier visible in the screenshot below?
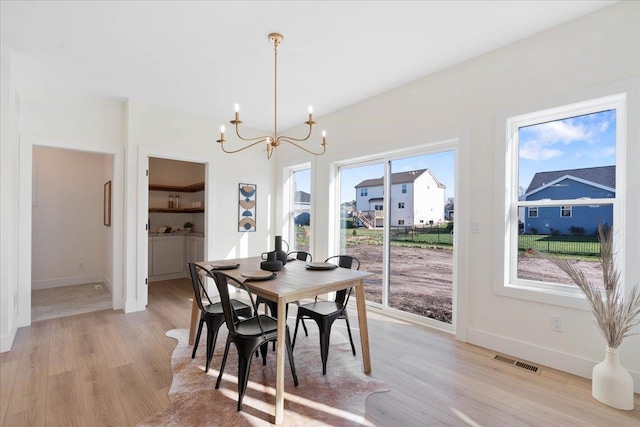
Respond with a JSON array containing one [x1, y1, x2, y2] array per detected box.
[[216, 33, 328, 160]]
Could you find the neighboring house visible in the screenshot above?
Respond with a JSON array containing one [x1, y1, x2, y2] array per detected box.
[[354, 169, 445, 227], [522, 165, 615, 235], [340, 201, 356, 218], [294, 190, 311, 225], [444, 201, 454, 221]]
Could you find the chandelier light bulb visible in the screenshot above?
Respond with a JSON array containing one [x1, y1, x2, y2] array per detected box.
[[234, 103, 240, 112], [221, 125, 226, 133], [308, 105, 313, 114]]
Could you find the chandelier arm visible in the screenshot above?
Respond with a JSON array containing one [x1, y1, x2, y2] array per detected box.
[[279, 139, 327, 156], [219, 139, 269, 154], [274, 126, 314, 143], [233, 124, 271, 143]]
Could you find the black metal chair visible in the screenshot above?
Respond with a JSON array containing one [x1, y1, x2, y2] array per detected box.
[[207, 269, 299, 411], [187, 263, 252, 373], [256, 250, 311, 344], [292, 255, 360, 375]]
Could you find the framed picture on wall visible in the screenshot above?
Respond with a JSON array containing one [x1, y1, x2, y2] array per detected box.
[[238, 183, 256, 232], [104, 180, 112, 226]]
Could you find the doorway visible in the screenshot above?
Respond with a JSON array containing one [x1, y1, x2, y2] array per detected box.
[[31, 146, 115, 321]]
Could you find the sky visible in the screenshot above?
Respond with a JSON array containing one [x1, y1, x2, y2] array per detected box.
[[518, 109, 616, 192], [292, 150, 456, 203]]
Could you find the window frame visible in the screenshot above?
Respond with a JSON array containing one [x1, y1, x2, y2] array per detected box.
[[495, 92, 626, 308], [398, 202, 405, 209], [401, 184, 407, 194], [283, 163, 312, 252], [528, 206, 538, 218], [560, 206, 572, 218]]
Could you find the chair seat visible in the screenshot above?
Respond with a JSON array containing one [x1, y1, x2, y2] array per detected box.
[[298, 300, 343, 317], [204, 299, 250, 315], [235, 315, 278, 337]]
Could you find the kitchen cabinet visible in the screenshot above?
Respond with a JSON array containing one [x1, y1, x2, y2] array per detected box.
[[185, 236, 204, 266], [151, 235, 185, 276]]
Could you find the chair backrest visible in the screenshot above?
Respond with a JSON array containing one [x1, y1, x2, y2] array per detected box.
[[288, 251, 312, 262], [324, 255, 360, 305], [188, 262, 214, 313], [207, 270, 264, 338]]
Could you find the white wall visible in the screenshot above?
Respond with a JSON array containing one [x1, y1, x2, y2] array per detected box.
[[275, 2, 640, 389], [0, 46, 21, 352], [31, 147, 108, 289]]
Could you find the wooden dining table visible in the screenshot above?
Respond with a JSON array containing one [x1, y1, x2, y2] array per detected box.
[[192, 256, 373, 425]]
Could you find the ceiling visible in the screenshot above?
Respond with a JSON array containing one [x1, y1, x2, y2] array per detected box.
[[1, 1, 617, 131]]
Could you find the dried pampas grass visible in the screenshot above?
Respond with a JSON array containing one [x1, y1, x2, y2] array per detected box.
[[537, 224, 640, 348]]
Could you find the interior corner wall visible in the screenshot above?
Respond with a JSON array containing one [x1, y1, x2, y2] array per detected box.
[[31, 146, 107, 290], [275, 1, 640, 388]]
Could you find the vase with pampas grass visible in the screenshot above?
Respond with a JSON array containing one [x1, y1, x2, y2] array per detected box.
[[537, 224, 640, 410]]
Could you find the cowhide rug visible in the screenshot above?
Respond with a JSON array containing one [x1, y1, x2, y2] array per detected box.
[[138, 327, 390, 426]]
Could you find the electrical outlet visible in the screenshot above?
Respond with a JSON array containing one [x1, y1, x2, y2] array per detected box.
[[551, 315, 564, 332]]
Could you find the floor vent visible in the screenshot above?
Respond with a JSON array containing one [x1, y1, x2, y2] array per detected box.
[[493, 354, 541, 374]]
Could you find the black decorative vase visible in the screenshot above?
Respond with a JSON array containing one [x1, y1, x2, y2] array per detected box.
[[274, 236, 288, 266]]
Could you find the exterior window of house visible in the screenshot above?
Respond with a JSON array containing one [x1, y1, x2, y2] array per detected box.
[[502, 93, 624, 299], [360, 188, 368, 197], [374, 204, 383, 211], [401, 184, 407, 194], [398, 220, 405, 225], [398, 202, 405, 209], [285, 165, 311, 252]]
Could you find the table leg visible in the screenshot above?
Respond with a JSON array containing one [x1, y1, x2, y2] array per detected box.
[[275, 297, 286, 424], [189, 297, 198, 345], [355, 279, 371, 373]]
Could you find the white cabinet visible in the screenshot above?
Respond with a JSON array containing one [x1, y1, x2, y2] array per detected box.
[[185, 236, 205, 266], [151, 235, 185, 276]]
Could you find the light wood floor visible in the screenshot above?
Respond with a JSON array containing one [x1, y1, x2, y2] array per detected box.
[[1, 278, 638, 426]]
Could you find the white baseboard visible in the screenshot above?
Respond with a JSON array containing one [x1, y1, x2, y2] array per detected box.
[[466, 327, 640, 394], [32, 274, 104, 290]]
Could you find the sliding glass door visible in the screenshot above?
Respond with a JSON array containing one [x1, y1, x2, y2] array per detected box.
[[338, 147, 456, 326]]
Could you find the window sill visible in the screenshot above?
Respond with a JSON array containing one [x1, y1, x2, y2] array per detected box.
[[494, 281, 590, 311]]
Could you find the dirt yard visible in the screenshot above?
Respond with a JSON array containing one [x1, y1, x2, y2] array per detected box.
[[343, 244, 604, 324]]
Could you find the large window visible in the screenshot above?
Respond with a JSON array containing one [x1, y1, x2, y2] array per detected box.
[[504, 94, 625, 296]]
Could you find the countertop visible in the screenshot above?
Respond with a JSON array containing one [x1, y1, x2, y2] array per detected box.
[[148, 231, 205, 237]]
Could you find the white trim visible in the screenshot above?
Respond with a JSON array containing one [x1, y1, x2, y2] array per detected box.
[[467, 327, 640, 394], [17, 134, 125, 333], [32, 275, 104, 290], [332, 133, 466, 338], [494, 85, 630, 307], [524, 175, 615, 198], [282, 163, 311, 252], [136, 147, 215, 311]]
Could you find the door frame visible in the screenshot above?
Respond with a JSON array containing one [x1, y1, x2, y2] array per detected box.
[[136, 147, 214, 309], [332, 132, 469, 338], [17, 134, 124, 327]]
